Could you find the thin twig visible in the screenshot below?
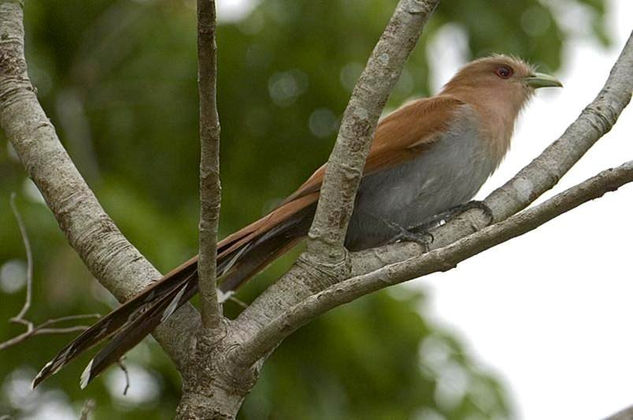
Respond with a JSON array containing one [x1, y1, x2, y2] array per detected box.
[[197, 0, 223, 330], [0, 313, 101, 351], [116, 358, 130, 396], [9, 193, 33, 321], [37, 313, 102, 325], [79, 399, 96, 420], [0, 194, 100, 351]]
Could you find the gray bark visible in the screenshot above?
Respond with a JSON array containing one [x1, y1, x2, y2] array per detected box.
[[606, 405, 633, 420], [197, 0, 223, 330]]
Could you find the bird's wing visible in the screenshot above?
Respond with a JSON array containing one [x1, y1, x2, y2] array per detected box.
[[179, 94, 466, 282], [364, 95, 465, 171], [282, 95, 465, 203]]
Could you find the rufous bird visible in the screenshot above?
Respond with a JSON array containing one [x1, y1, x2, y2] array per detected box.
[[33, 55, 561, 388]]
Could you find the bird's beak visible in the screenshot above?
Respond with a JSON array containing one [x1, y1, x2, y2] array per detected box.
[[524, 72, 563, 89]]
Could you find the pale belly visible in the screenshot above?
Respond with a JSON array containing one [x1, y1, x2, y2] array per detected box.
[[345, 127, 498, 250]]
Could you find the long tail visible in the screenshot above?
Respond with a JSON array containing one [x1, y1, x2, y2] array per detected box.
[[33, 202, 315, 389]]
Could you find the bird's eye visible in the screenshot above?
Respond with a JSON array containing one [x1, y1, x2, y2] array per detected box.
[[495, 65, 513, 79]]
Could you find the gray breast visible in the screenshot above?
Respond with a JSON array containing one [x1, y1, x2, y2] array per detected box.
[[345, 106, 499, 250]]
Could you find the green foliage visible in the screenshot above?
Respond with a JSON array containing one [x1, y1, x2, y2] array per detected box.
[[240, 291, 512, 420], [0, 0, 608, 418]]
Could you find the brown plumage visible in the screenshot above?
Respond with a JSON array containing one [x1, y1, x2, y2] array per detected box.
[[32, 55, 561, 389]]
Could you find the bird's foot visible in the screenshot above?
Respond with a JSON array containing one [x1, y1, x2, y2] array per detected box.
[[411, 200, 494, 233], [386, 220, 434, 251], [454, 200, 495, 226], [458, 200, 493, 224]]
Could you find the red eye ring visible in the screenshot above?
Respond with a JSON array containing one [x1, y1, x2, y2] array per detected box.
[[495, 65, 513, 79]]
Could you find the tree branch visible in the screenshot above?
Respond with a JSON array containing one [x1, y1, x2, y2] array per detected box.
[[0, 314, 100, 351], [197, 0, 223, 330], [605, 405, 633, 420], [236, 160, 633, 364], [0, 0, 199, 369], [306, 0, 440, 262], [9, 193, 32, 320], [231, 30, 633, 367]]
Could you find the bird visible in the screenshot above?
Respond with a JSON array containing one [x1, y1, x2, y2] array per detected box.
[[32, 55, 561, 389]]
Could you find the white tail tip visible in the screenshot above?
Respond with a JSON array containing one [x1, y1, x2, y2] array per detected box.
[[161, 285, 188, 322], [32, 361, 52, 389], [80, 359, 94, 389]]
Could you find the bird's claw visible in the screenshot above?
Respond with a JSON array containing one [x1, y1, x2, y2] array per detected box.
[[389, 226, 434, 251], [398, 201, 494, 249], [412, 200, 494, 231], [454, 200, 494, 226]]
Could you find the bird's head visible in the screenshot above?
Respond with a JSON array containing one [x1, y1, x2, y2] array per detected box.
[[441, 54, 562, 113], [441, 55, 562, 160]]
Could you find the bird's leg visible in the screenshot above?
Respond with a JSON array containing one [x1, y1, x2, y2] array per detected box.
[[355, 210, 434, 250], [443, 200, 494, 226], [358, 201, 493, 251], [367, 212, 435, 250]]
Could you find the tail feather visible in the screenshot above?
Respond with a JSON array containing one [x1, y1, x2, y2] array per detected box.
[[219, 205, 313, 292], [32, 260, 197, 388], [33, 204, 316, 388], [80, 274, 198, 388]]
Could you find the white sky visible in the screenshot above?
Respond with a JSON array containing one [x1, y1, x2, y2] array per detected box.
[[421, 1, 633, 419]]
